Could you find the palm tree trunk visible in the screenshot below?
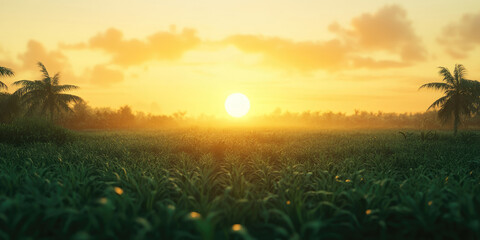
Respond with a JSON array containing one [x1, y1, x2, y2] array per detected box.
[[453, 113, 459, 136], [50, 104, 54, 122]]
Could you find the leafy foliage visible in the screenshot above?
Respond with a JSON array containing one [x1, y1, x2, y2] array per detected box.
[[0, 129, 479, 239]]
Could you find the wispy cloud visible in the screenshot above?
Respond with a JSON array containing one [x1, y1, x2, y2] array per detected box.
[[63, 26, 200, 67], [438, 11, 480, 59], [225, 5, 426, 71]]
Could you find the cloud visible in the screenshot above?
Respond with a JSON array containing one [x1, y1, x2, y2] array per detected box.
[[89, 64, 125, 86], [68, 27, 201, 67], [224, 35, 349, 71], [225, 5, 426, 71], [438, 11, 480, 58], [0, 40, 81, 85], [351, 57, 410, 69], [18, 40, 70, 74], [337, 5, 426, 61]]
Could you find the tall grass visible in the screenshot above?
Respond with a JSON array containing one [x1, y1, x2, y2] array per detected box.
[[0, 129, 479, 239], [0, 118, 74, 145]]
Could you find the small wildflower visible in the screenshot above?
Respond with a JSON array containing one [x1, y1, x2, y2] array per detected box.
[[189, 211, 201, 219], [98, 197, 108, 204], [114, 187, 124, 195], [445, 176, 449, 183], [345, 179, 351, 183], [286, 200, 291, 205], [365, 209, 372, 215], [470, 171, 473, 175], [335, 176, 340, 180], [428, 201, 433, 206], [360, 177, 364, 181], [232, 224, 242, 231]]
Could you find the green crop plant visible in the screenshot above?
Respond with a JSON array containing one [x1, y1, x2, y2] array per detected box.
[[1, 129, 479, 239]]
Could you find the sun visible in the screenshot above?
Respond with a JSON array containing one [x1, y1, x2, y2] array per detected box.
[[225, 93, 250, 118]]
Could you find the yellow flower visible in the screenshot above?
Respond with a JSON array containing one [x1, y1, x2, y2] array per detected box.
[[286, 200, 291, 205], [189, 211, 201, 219], [98, 197, 108, 204], [470, 171, 473, 175], [232, 224, 242, 231], [345, 179, 351, 183], [428, 201, 433, 206], [335, 176, 340, 180], [365, 209, 372, 215], [360, 177, 364, 181], [445, 177, 449, 183], [114, 187, 124, 195]]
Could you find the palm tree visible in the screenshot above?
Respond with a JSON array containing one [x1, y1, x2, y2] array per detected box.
[[0, 66, 14, 90], [13, 62, 82, 120], [420, 64, 480, 135]]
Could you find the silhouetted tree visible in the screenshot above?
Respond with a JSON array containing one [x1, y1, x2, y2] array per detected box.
[[0, 92, 21, 123], [116, 105, 135, 128], [0, 66, 14, 90], [420, 64, 480, 135], [13, 62, 82, 120]]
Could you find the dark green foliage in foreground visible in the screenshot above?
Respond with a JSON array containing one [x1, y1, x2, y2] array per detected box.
[[1, 129, 480, 239], [0, 118, 75, 145]]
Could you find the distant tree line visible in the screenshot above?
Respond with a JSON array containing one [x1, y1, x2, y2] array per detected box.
[[1, 63, 480, 132], [58, 103, 182, 130], [253, 109, 480, 130]]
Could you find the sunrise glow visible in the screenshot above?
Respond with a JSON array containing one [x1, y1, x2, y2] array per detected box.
[[225, 93, 250, 118]]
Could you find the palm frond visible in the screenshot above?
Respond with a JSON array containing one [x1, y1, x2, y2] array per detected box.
[[57, 93, 83, 104], [0, 81, 7, 90], [454, 64, 466, 83], [427, 96, 448, 110], [37, 62, 50, 80], [460, 79, 480, 93], [438, 67, 455, 85], [13, 80, 44, 96], [22, 90, 47, 104], [0, 67, 14, 77], [54, 84, 79, 92], [419, 82, 451, 91], [57, 101, 73, 112], [52, 73, 60, 85]]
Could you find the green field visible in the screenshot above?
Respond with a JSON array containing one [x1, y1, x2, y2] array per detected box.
[[1, 129, 480, 239]]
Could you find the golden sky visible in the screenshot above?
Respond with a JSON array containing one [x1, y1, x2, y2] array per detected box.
[[1, 0, 480, 118]]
